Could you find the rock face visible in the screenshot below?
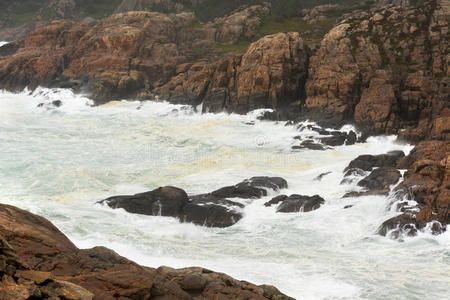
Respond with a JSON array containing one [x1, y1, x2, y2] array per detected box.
[[0, 4, 275, 107], [265, 194, 325, 213], [157, 31, 309, 113], [100, 177, 287, 227], [300, 4, 342, 24], [208, 2, 271, 44], [305, 0, 449, 140], [344, 150, 405, 172], [0, 238, 94, 300], [357, 167, 402, 192], [0, 204, 293, 300], [393, 141, 450, 229], [342, 151, 405, 196]]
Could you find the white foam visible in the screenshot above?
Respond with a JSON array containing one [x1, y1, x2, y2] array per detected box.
[[0, 87, 446, 299]]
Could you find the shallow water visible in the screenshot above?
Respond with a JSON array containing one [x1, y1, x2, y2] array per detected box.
[[0, 87, 449, 299]]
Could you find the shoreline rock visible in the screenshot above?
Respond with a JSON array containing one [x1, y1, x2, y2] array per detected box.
[[0, 203, 294, 299], [99, 176, 288, 228]]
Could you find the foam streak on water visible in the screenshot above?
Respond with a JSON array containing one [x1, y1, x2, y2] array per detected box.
[[0, 88, 449, 299]]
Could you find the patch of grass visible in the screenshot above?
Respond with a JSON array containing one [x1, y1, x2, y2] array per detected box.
[[258, 15, 338, 46], [216, 39, 252, 53], [73, 0, 123, 20]]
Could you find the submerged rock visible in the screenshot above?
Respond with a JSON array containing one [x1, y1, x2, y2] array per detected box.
[[265, 194, 325, 213], [100, 176, 288, 228], [210, 176, 288, 199], [314, 171, 332, 181], [100, 186, 189, 217], [357, 167, 402, 194], [344, 151, 405, 172], [292, 140, 328, 151], [181, 203, 242, 228], [378, 214, 418, 238]]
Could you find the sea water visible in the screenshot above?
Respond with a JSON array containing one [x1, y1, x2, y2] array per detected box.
[[0, 87, 449, 299]]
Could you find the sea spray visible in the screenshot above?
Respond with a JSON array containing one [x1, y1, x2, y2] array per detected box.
[[0, 88, 448, 299]]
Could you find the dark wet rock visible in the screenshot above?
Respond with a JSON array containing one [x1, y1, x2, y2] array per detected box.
[[190, 194, 245, 208], [264, 195, 288, 207], [181, 273, 208, 291], [267, 194, 325, 213], [181, 203, 242, 228], [341, 168, 367, 184], [344, 151, 405, 172], [314, 172, 332, 181], [0, 40, 24, 57], [357, 167, 402, 193], [293, 140, 328, 151], [52, 100, 62, 107], [100, 186, 189, 217], [100, 186, 243, 228], [346, 131, 357, 145], [357, 133, 369, 143], [320, 133, 347, 146], [342, 190, 391, 198], [344, 168, 366, 178], [37, 103, 44, 108], [378, 214, 418, 238], [100, 177, 288, 227], [343, 205, 353, 209], [211, 177, 288, 199]]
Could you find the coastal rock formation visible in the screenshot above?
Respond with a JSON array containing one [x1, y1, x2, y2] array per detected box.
[[0, 204, 293, 299], [157, 31, 309, 113], [300, 4, 342, 24], [265, 194, 325, 213], [344, 151, 405, 172], [0, 236, 94, 300], [100, 177, 287, 227], [0, 3, 273, 105], [389, 141, 450, 232], [305, 0, 449, 140]]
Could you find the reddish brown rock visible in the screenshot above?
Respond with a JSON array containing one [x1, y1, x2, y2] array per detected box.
[[305, 0, 449, 140], [394, 140, 450, 230], [158, 32, 309, 113], [0, 4, 272, 105], [0, 204, 293, 299]]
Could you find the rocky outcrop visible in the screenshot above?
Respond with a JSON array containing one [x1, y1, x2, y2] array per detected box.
[[265, 194, 325, 213], [304, 0, 449, 140], [158, 32, 309, 113], [341, 151, 405, 196], [207, 2, 271, 44], [344, 151, 405, 172], [0, 3, 278, 107], [357, 167, 402, 193], [0, 236, 94, 300], [389, 141, 450, 232], [100, 177, 287, 227], [300, 4, 342, 24], [0, 204, 293, 299]]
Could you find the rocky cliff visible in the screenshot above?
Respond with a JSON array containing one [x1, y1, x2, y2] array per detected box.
[[0, 4, 272, 104], [304, 0, 449, 141], [0, 204, 293, 299], [157, 32, 308, 113]]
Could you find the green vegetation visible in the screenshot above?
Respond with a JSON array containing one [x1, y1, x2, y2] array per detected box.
[[0, 0, 50, 27], [216, 39, 253, 53], [258, 15, 339, 46], [72, 0, 123, 20], [0, 0, 122, 28]]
